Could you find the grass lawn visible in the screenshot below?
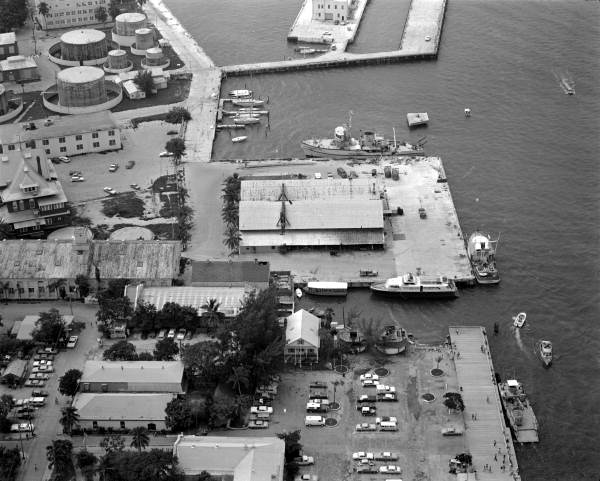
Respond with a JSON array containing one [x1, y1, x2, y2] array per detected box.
[[101, 192, 145, 218]]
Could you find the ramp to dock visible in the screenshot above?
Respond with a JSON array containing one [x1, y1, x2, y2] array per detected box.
[[450, 326, 522, 480]]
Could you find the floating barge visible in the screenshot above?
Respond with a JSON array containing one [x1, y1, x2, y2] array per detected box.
[[407, 112, 429, 127]]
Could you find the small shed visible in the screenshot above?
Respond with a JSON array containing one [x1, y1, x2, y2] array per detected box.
[[123, 80, 145, 99]]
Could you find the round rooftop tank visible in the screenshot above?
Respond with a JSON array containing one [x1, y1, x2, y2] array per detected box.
[[60, 29, 108, 61], [145, 47, 164, 66], [57, 66, 107, 107], [107, 49, 128, 69], [115, 12, 147, 36], [135, 28, 154, 50]]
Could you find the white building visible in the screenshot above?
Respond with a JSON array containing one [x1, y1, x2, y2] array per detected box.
[[122, 79, 145, 99], [284, 309, 320, 365], [0, 111, 121, 158], [312, 0, 350, 22]]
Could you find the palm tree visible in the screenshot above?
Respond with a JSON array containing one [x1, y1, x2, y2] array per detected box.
[[46, 439, 73, 474], [165, 137, 186, 166], [228, 366, 250, 395], [129, 426, 150, 452], [59, 406, 80, 435], [223, 225, 241, 254], [37, 2, 50, 29], [221, 204, 239, 226], [201, 298, 223, 332]]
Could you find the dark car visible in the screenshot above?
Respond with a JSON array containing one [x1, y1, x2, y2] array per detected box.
[[125, 160, 135, 169]]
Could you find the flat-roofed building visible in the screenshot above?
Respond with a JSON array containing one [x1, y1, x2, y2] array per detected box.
[[0, 111, 121, 158], [173, 434, 285, 481], [0, 56, 40, 83], [126, 284, 247, 318], [34, 0, 138, 30], [0, 33, 18, 60], [191, 260, 270, 290], [238, 179, 384, 252], [0, 237, 181, 300], [0, 149, 70, 237], [312, 0, 350, 22], [284, 309, 320, 365], [79, 361, 185, 393], [72, 392, 175, 431]]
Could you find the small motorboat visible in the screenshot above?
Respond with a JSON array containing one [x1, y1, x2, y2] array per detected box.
[[233, 117, 260, 125], [513, 312, 526, 328], [538, 340, 553, 366], [231, 136, 247, 143], [232, 98, 265, 107], [464, 108, 471, 117], [229, 89, 252, 98], [295, 288, 303, 298]]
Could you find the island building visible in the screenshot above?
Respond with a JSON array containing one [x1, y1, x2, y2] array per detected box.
[[0, 33, 18, 60], [48, 29, 109, 67], [42, 66, 123, 114], [0, 111, 121, 157], [284, 309, 320, 365], [33, 0, 138, 30], [72, 360, 185, 431], [0, 235, 181, 300], [0, 56, 40, 83], [173, 434, 285, 481], [238, 178, 384, 253], [0, 148, 70, 237], [312, 0, 350, 22]]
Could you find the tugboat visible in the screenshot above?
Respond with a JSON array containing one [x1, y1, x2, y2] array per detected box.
[[301, 113, 425, 158], [375, 325, 409, 355], [498, 379, 539, 443], [370, 273, 458, 299], [538, 340, 553, 367], [467, 232, 500, 284]]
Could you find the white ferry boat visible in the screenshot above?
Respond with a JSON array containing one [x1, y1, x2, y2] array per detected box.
[[304, 281, 348, 296], [370, 273, 458, 299]]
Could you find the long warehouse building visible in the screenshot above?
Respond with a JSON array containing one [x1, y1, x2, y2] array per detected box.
[[238, 178, 384, 252]]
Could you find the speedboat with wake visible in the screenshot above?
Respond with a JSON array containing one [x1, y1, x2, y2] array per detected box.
[[513, 312, 526, 328], [538, 340, 552, 367]]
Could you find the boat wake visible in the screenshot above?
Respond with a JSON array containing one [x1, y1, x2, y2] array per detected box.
[[552, 68, 575, 95], [513, 326, 526, 353]]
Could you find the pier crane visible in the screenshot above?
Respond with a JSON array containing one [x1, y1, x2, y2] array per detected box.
[[277, 183, 292, 235]]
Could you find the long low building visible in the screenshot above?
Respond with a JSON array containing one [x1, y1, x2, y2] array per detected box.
[[239, 178, 385, 252], [72, 392, 175, 431]]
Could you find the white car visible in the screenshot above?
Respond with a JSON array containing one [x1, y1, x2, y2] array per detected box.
[[71, 175, 84, 182], [352, 452, 374, 460], [248, 419, 269, 429], [314, 172, 322, 179], [250, 405, 273, 414], [11, 423, 34, 433], [376, 416, 398, 424], [176, 329, 186, 341], [355, 423, 377, 432], [159, 151, 173, 157], [103, 187, 116, 195], [108, 163, 119, 172], [360, 373, 379, 381], [58, 156, 70, 163], [375, 452, 399, 461], [362, 379, 379, 387], [67, 335, 78, 348], [379, 465, 402, 473], [167, 329, 176, 339]]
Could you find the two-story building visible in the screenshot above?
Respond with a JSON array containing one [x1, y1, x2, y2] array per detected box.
[[0, 149, 70, 237], [35, 0, 139, 29], [0, 33, 18, 60], [0, 111, 121, 158], [284, 309, 320, 365], [72, 360, 185, 431], [312, 0, 350, 22]]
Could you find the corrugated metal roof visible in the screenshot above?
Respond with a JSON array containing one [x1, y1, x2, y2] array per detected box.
[[239, 200, 383, 230], [241, 178, 379, 201], [285, 309, 320, 348], [73, 393, 175, 421], [191, 260, 270, 284], [240, 229, 384, 247], [81, 361, 184, 390]]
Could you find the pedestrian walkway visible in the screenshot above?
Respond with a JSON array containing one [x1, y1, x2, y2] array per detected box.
[[449, 326, 521, 481]]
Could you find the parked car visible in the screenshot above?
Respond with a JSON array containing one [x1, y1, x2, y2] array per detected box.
[[355, 423, 377, 432], [358, 395, 377, 403], [250, 406, 273, 414], [296, 475, 318, 481], [167, 329, 176, 339], [71, 175, 84, 182], [357, 465, 378, 474], [24, 379, 42, 387], [248, 419, 269, 429], [378, 393, 398, 402], [360, 373, 379, 381], [176, 329, 186, 341], [356, 403, 376, 411], [374, 452, 399, 461], [157, 329, 166, 340], [352, 452, 374, 460], [148, 331, 157, 339], [39, 365, 55, 373], [130, 183, 140, 190], [379, 465, 402, 474], [58, 156, 70, 163], [362, 379, 379, 388], [361, 406, 376, 416], [293, 455, 314, 466], [67, 336, 78, 348], [69, 170, 82, 176], [442, 426, 463, 436], [184, 330, 193, 340], [103, 187, 116, 195], [309, 381, 327, 389], [314, 172, 322, 179], [125, 160, 135, 169], [10, 423, 34, 433], [31, 390, 49, 397], [108, 163, 119, 172], [159, 151, 173, 157], [376, 416, 398, 424], [30, 373, 50, 381]]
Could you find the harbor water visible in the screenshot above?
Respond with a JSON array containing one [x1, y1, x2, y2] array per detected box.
[[166, 0, 600, 478]]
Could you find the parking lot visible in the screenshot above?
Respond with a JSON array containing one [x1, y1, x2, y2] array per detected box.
[[55, 121, 175, 203], [214, 345, 467, 481]]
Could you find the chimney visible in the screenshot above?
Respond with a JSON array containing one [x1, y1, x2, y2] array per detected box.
[[36, 156, 43, 176]]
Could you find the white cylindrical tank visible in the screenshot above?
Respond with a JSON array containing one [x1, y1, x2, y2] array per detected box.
[[115, 12, 147, 36], [135, 28, 154, 50], [57, 66, 107, 107], [60, 29, 108, 61], [145, 47, 164, 66], [107, 49, 128, 70]]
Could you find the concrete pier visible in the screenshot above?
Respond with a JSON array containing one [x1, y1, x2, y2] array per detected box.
[[450, 326, 522, 481], [222, 0, 447, 76]]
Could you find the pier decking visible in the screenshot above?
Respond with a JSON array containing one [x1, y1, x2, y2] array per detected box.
[[450, 326, 522, 480], [222, 0, 447, 76]]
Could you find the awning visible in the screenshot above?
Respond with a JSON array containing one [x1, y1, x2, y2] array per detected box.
[[13, 218, 46, 229]]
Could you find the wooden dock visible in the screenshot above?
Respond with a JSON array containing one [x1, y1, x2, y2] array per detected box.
[[450, 326, 522, 481], [222, 0, 447, 77]]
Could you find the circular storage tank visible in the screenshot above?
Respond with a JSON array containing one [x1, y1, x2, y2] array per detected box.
[[47, 226, 94, 241], [110, 226, 154, 241], [135, 28, 154, 50], [0, 84, 7, 115], [145, 47, 164, 66], [60, 29, 108, 61], [57, 66, 107, 108], [107, 49, 128, 70], [115, 12, 147, 36]]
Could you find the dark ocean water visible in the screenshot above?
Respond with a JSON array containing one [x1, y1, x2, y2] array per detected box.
[[166, 0, 600, 478]]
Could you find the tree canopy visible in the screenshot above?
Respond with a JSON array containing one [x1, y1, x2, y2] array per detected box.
[[165, 106, 191, 124], [165, 397, 194, 431], [46, 439, 75, 481], [0, 0, 29, 33], [443, 392, 465, 412], [32, 308, 67, 345], [0, 446, 21, 481], [98, 449, 181, 481], [134, 70, 155, 96], [108, 0, 121, 20], [76, 450, 98, 481], [153, 337, 179, 361], [165, 137, 186, 165], [101, 434, 125, 454], [58, 369, 82, 398], [103, 340, 137, 361], [94, 5, 108, 22]]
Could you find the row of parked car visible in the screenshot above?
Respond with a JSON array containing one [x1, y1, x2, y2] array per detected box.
[[9, 390, 51, 432], [356, 371, 400, 432], [353, 449, 402, 475], [248, 376, 281, 429], [154, 328, 193, 341]]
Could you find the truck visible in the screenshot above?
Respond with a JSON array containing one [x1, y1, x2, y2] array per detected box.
[[293, 455, 314, 466]]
